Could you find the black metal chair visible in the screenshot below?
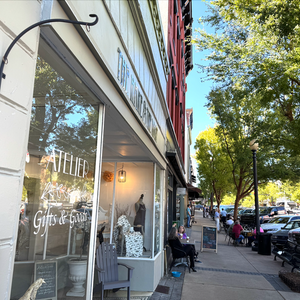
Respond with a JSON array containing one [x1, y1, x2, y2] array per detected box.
[[228, 232, 238, 246], [168, 243, 191, 273]]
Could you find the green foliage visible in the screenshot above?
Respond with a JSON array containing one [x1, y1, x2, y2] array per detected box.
[[222, 194, 236, 205], [192, 0, 300, 155], [258, 181, 281, 205], [192, 0, 300, 217], [280, 180, 300, 204], [195, 127, 233, 206]]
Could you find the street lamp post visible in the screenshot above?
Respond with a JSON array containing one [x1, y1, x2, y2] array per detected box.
[[249, 140, 260, 237]]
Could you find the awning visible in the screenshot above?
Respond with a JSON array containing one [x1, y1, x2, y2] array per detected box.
[[166, 151, 187, 187], [187, 183, 202, 199]]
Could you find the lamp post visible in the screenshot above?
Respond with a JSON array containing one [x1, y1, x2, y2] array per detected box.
[[249, 140, 260, 237]]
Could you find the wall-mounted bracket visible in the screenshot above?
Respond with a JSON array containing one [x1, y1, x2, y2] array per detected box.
[[0, 14, 98, 91]]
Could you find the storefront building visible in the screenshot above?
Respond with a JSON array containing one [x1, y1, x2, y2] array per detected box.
[[158, 0, 193, 237], [0, 0, 171, 299]]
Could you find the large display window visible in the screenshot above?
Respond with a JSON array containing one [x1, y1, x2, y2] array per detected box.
[[98, 162, 163, 259], [11, 40, 104, 299]]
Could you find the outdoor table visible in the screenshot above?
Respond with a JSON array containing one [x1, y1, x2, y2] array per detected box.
[[179, 238, 195, 245]]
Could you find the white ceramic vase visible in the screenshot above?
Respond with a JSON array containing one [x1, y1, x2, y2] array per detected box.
[[66, 258, 87, 297]]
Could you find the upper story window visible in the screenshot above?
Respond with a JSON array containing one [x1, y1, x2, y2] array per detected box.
[[177, 16, 180, 40], [173, 39, 176, 56], [174, 0, 178, 14]]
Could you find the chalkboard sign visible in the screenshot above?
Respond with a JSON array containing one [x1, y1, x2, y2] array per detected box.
[[34, 261, 57, 300], [201, 226, 217, 253]]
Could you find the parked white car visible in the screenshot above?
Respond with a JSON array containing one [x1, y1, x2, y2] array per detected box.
[[261, 215, 300, 233]]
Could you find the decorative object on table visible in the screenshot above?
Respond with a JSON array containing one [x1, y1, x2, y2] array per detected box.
[[103, 170, 114, 182], [94, 243, 134, 300], [124, 231, 143, 257], [19, 278, 45, 300], [114, 203, 130, 222]]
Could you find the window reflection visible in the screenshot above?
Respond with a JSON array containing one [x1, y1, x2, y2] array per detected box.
[[12, 52, 99, 299]]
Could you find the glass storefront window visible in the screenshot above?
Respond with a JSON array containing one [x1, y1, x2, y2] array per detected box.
[[11, 42, 102, 299], [99, 162, 160, 258]]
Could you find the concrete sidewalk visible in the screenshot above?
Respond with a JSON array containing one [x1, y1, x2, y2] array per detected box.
[[151, 211, 300, 300]]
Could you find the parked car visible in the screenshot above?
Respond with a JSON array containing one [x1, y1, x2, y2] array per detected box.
[[271, 218, 300, 248], [195, 204, 202, 210], [288, 227, 300, 245], [61, 201, 74, 211], [261, 215, 300, 233], [240, 206, 287, 226], [73, 201, 93, 209], [260, 206, 286, 223]]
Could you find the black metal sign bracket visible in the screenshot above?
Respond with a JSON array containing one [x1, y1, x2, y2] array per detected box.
[[0, 14, 98, 91]]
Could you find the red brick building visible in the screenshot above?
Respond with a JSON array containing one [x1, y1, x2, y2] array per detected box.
[[166, 0, 193, 163]]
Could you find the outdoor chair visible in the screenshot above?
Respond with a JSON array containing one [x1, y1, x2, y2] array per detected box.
[[94, 243, 134, 300], [228, 232, 238, 246], [168, 243, 191, 273]]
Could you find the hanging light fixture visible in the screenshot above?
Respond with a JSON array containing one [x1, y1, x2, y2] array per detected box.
[[118, 163, 126, 183]]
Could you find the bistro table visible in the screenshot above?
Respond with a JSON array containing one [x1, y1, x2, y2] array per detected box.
[[179, 238, 195, 245]]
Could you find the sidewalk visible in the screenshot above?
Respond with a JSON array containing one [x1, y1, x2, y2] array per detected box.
[[151, 211, 300, 300]]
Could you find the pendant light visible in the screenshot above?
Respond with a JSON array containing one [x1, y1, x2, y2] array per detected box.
[[118, 163, 126, 183]]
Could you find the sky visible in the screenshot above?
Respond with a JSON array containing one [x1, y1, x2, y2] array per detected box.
[[186, 0, 215, 156]]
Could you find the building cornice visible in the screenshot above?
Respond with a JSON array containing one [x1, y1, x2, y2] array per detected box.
[[148, 0, 170, 76]]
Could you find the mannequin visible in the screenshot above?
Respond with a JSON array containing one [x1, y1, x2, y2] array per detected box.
[[134, 194, 146, 232]]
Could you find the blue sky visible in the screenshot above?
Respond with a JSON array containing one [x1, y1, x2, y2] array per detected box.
[[186, 0, 215, 155]]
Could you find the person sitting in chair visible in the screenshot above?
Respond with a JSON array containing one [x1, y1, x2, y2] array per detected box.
[[177, 225, 201, 262], [178, 225, 187, 239], [246, 227, 264, 247], [226, 216, 234, 226], [232, 220, 244, 244], [168, 227, 197, 272]]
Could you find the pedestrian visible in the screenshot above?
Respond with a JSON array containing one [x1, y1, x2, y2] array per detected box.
[[220, 208, 227, 226], [206, 206, 209, 218], [215, 208, 220, 232], [186, 204, 191, 228]]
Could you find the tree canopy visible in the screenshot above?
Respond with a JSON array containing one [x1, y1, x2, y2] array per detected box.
[[192, 0, 300, 155], [192, 0, 300, 216], [195, 127, 232, 207]]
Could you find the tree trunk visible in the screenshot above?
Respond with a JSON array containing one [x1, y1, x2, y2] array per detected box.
[[234, 195, 241, 220]]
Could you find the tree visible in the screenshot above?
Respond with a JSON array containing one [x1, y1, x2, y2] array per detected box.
[[192, 0, 300, 156], [192, 1, 300, 217], [195, 127, 233, 209], [205, 88, 297, 218], [279, 180, 300, 204], [258, 182, 281, 206]]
